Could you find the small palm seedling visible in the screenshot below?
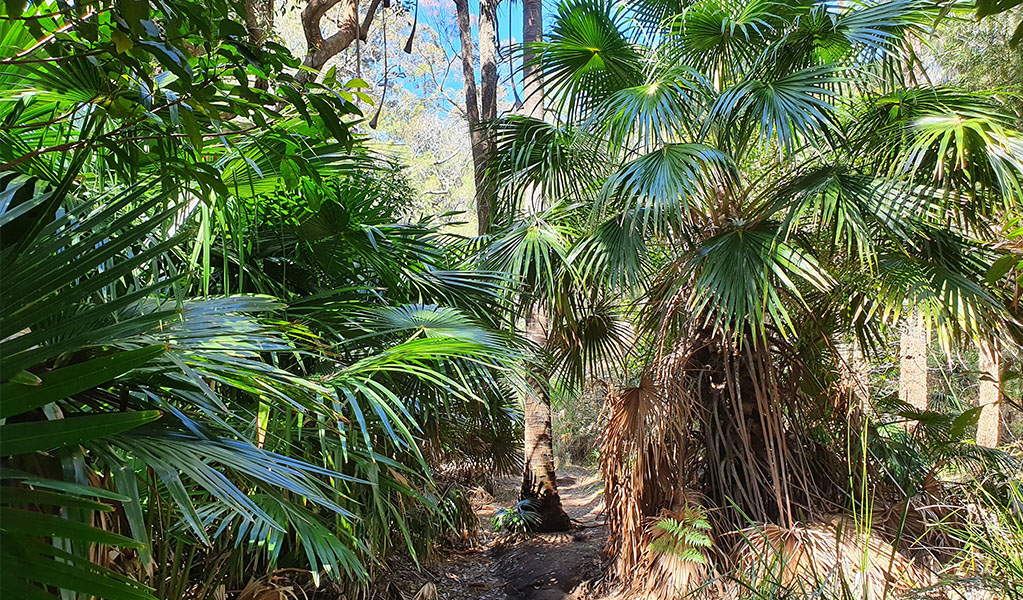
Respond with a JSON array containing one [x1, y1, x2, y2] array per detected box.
[[493, 499, 543, 533]]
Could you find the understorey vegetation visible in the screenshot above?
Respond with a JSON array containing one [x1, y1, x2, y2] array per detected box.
[[1, 0, 1021, 599]]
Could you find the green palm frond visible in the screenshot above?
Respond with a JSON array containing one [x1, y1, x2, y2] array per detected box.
[[487, 115, 606, 212], [536, 0, 645, 120], [584, 66, 710, 153], [825, 0, 934, 67], [545, 291, 633, 386], [596, 143, 739, 235], [853, 87, 1023, 221], [666, 0, 801, 82], [570, 214, 652, 290], [656, 221, 834, 339], [707, 64, 842, 154], [876, 228, 1009, 348], [766, 165, 941, 265], [480, 203, 581, 309]]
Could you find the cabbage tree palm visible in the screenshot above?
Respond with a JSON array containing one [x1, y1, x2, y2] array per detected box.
[[477, 0, 582, 532], [487, 0, 1023, 593]]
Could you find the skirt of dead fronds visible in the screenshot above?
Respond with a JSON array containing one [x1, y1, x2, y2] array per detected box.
[[597, 330, 947, 599], [729, 519, 936, 600]]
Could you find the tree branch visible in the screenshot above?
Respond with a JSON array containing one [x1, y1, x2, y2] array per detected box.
[[298, 0, 382, 81]]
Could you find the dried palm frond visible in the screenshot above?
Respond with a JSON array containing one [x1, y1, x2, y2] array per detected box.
[[236, 578, 301, 600], [601, 372, 698, 583], [600, 323, 876, 598], [731, 519, 935, 600], [412, 582, 439, 600]]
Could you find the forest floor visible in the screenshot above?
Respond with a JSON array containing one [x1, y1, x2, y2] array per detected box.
[[391, 466, 609, 600]]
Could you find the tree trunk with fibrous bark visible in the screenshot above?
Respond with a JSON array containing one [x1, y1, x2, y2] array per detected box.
[[515, 0, 570, 533]]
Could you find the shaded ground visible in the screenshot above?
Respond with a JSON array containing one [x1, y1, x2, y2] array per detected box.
[[398, 466, 609, 600]]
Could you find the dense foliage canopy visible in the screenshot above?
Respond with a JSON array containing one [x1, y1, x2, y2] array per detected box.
[[0, 1, 524, 597], [483, 0, 1023, 596]]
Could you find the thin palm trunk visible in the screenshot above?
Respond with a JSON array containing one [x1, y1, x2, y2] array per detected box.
[[521, 306, 572, 531], [516, 0, 570, 532]]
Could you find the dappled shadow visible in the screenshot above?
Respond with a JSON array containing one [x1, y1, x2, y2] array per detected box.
[[415, 466, 608, 600]]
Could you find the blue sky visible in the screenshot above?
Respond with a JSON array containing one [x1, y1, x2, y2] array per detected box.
[[412, 0, 546, 104]]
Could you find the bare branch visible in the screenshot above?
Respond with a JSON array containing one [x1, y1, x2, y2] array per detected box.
[[298, 0, 382, 81]]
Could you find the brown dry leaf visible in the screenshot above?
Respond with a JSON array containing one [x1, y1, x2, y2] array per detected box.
[[411, 582, 439, 600], [236, 578, 299, 600], [732, 519, 935, 600]]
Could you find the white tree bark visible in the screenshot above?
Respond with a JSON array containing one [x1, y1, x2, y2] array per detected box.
[[899, 313, 928, 430], [977, 340, 1001, 447]]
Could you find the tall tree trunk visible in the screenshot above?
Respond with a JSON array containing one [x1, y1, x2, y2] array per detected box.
[[977, 340, 1001, 447], [517, 0, 569, 531], [521, 307, 572, 531], [521, 0, 543, 120], [899, 312, 928, 432], [475, 0, 500, 235], [452, 0, 491, 235], [244, 0, 273, 46]]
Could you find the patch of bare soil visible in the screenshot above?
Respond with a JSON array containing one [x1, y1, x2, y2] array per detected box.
[[397, 466, 609, 600]]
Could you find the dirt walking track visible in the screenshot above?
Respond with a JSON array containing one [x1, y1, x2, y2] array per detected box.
[[401, 467, 608, 600]]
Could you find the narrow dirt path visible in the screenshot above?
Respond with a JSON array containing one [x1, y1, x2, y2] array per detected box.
[[426, 466, 608, 600]]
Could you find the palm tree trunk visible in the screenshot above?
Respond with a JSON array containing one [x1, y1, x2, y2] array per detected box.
[[521, 307, 572, 531], [977, 340, 1001, 447], [516, 0, 569, 532]]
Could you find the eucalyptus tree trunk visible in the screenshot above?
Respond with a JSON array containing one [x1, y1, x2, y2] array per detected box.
[[453, 0, 498, 235], [244, 0, 274, 89], [475, 0, 500, 235], [521, 307, 572, 531], [244, 0, 273, 46], [899, 313, 928, 432], [522, 0, 544, 120], [977, 340, 1001, 447], [296, 0, 382, 83]]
